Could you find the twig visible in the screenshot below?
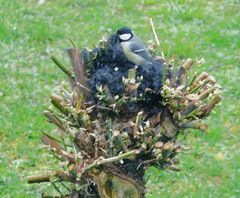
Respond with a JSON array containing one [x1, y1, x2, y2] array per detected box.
[[82, 149, 141, 173], [76, 82, 90, 92], [41, 133, 75, 163], [26, 171, 75, 184], [180, 100, 200, 117], [41, 132, 71, 148], [180, 120, 208, 131], [68, 38, 77, 48], [198, 86, 217, 100], [126, 68, 138, 97], [149, 17, 164, 58], [103, 85, 114, 102], [43, 111, 66, 132], [50, 94, 69, 116], [51, 56, 74, 79], [149, 17, 160, 46], [168, 165, 180, 171], [95, 105, 112, 111], [192, 72, 208, 86], [107, 119, 113, 157], [134, 111, 143, 138], [200, 94, 222, 117], [182, 58, 193, 71], [137, 158, 157, 170], [176, 58, 193, 86]]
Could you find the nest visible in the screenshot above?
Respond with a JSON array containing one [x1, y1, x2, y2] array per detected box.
[[27, 29, 221, 198]]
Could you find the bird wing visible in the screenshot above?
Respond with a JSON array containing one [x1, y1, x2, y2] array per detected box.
[[129, 36, 152, 62]]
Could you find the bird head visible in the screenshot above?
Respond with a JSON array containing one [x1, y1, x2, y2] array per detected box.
[[116, 27, 134, 42]]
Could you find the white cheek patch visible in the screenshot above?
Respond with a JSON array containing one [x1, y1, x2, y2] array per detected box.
[[119, 33, 132, 41]]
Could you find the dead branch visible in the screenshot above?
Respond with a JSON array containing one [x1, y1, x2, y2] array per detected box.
[[67, 48, 88, 97]]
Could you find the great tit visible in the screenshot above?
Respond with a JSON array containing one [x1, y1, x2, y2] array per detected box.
[[116, 27, 153, 66], [116, 27, 163, 92]]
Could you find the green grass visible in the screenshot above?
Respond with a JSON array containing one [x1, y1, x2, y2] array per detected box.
[[0, 0, 239, 197]]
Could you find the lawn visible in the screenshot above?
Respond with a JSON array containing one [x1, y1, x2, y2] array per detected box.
[[0, 0, 239, 197]]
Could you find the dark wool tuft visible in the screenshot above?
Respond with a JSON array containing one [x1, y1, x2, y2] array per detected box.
[[83, 33, 164, 114], [87, 33, 135, 96]]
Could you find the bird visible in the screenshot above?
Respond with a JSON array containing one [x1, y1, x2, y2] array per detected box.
[[116, 27, 163, 93], [116, 26, 153, 66]]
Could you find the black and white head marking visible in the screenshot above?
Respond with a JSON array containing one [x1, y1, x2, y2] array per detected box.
[[116, 26, 134, 42]]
